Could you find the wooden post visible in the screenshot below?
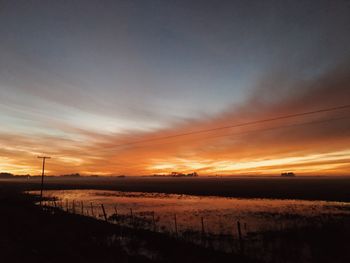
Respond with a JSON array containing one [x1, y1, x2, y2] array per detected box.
[[152, 211, 156, 232], [201, 216, 206, 246], [114, 206, 118, 216], [90, 202, 94, 217], [113, 206, 118, 224], [66, 199, 69, 212], [201, 217, 205, 236], [81, 201, 84, 215], [72, 200, 75, 214], [101, 204, 108, 222], [130, 208, 133, 226], [237, 221, 244, 253], [174, 214, 178, 237]]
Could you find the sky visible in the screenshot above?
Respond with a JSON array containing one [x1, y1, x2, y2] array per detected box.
[[0, 0, 350, 176]]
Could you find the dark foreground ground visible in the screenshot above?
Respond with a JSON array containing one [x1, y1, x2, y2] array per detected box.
[[0, 182, 253, 263], [1, 178, 350, 263]]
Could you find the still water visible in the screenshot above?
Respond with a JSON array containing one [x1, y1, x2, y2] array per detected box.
[[31, 189, 350, 236]]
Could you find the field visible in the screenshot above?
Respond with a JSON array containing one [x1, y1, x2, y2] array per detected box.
[[1, 176, 350, 263], [4, 176, 350, 201]]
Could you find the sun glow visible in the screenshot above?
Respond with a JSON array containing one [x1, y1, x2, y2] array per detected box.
[[146, 150, 350, 175]]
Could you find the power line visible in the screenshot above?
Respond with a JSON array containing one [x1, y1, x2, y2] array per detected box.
[[80, 114, 350, 173], [100, 104, 350, 150], [109, 115, 350, 152]]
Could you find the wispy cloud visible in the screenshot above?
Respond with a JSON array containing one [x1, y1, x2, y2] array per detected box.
[[2, 62, 349, 175]]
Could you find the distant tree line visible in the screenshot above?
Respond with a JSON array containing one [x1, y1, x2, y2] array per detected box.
[[0, 172, 14, 178], [61, 173, 81, 177], [281, 172, 296, 177], [0, 172, 30, 178], [0, 172, 86, 178], [171, 172, 198, 177]]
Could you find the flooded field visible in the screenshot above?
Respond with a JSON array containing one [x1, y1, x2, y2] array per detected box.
[[30, 189, 350, 237]]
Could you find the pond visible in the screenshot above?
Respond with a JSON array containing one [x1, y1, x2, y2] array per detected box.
[[29, 189, 350, 237]]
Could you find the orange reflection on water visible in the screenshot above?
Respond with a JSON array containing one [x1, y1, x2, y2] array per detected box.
[[32, 190, 350, 236]]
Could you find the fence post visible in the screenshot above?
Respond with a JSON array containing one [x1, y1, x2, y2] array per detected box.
[[237, 221, 244, 253], [201, 217, 206, 245], [152, 211, 156, 232], [201, 217, 205, 236], [101, 204, 108, 222], [130, 208, 134, 226], [174, 214, 178, 237], [90, 202, 94, 217], [114, 206, 118, 217]]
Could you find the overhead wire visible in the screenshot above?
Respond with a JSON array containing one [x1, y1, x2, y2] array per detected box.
[[87, 104, 350, 152]]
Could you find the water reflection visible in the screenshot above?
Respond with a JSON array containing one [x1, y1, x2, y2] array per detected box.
[[30, 189, 350, 236]]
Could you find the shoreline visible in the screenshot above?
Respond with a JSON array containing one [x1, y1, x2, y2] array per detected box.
[[2, 176, 350, 202]]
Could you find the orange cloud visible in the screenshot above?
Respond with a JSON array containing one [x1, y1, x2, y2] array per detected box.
[[2, 63, 350, 176]]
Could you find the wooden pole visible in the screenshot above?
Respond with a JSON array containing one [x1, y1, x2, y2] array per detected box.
[[130, 208, 133, 225], [90, 202, 94, 217], [113, 206, 118, 224], [81, 201, 84, 215], [152, 211, 156, 232], [37, 156, 50, 206], [114, 206, 118, 216], [101, 204, 108, 222], [237, 221, 244, 253], [201, 216, 205, 245], [72, 200, 75, 214], [201, 217, 205, 235], [174, 214, 178, 237], [66, 199, 69, 212]]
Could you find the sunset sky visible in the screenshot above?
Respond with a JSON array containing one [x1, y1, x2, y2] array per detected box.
[[1, 0, 350, 176]]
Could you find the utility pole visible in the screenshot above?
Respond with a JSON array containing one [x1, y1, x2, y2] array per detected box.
[[37, 156, 51, 206]]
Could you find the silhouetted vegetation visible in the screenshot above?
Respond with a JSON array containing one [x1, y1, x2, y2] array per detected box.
[[0, 172, 30, 179], [281, 172, 296, 177], [61, 173, 81, 177], [0, 172, 14, 178]]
